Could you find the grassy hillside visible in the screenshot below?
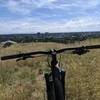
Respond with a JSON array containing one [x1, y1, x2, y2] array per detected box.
[[0, 38, 100, 100]]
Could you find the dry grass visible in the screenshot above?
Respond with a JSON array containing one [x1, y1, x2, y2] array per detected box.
[[0, 38, 100, 100]]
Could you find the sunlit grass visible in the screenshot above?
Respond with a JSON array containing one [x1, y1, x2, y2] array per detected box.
[[0, 38, 100, 100]]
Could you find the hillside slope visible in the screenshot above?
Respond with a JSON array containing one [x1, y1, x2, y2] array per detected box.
[[0, 38, 100, 100]]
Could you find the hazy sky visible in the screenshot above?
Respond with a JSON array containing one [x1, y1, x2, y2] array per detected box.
[[0, 0, 100, 34]]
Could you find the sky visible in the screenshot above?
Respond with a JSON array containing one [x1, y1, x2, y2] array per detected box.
[[0, 0, 100, 34]]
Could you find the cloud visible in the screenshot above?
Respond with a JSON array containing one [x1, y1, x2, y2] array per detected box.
[[0, 16, 100, 34], [0, 0, 100, 15], [0, 0, 100, 33], [0, 0, 57, 15], [63, 17, 100, 31]]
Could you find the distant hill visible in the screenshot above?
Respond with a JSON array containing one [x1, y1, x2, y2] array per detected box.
[[0, 31, 100, 43]]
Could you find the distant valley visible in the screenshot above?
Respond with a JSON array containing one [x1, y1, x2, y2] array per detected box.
[[0, 31, 100, 43]]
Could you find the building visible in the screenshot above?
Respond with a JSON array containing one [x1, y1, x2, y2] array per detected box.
[[1, 40, 17, 48]]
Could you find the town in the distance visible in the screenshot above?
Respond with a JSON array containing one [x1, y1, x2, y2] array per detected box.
[[0, 31, 100, 45]]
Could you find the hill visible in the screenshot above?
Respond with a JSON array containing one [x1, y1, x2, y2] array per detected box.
[[0, 31, 100, 43], [0, 38, 100, 100]]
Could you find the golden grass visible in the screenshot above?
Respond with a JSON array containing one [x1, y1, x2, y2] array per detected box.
[[0, 38, 100, 100]]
